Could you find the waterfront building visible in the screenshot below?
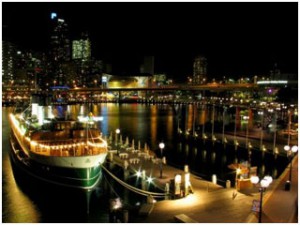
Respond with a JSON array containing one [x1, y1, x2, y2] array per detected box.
[[193, 55, 207, 84], [152, 74, 167, 86], [256, 70, 297, 104], [101, 74, 150, 89]]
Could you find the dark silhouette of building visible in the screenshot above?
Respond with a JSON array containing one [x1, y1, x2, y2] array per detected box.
[[140, 56, 154, 75], [193, 55, 207, 84]]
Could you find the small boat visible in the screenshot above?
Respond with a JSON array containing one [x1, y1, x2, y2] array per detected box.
[[9, 94, 108, 190]]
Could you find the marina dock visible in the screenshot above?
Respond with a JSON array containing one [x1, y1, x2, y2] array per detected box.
[[103, 141, 298, 223]]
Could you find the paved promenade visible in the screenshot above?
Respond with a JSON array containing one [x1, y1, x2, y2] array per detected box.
[[108, 145, 298, 223], [139, 156, 298, 223]]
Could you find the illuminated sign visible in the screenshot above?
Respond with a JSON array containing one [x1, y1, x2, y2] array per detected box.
[[51, 12, 57, 20]]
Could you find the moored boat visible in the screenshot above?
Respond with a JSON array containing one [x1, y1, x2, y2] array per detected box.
[[9, 94, 108, 190]]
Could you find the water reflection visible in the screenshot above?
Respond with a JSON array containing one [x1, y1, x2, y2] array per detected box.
[[2, 151, 41, 222]]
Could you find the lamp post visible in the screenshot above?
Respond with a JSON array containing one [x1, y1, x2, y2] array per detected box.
[[159, 142, 165, 178], [284, 145, 298, 190], [234, 106, 237, 144], [222, 106, 227, 143], [287, 110, 291, 146], [272, 110, 277, 154], [243, 115, 249, 149], [211, 104, 215, 141], [115, 128, 120, 148], [235, 167, 241, 191], [258, 110, 264, 150], [250, 175, 273, 223]]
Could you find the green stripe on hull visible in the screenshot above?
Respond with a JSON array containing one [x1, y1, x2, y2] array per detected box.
[[29, 160, 103, 189]]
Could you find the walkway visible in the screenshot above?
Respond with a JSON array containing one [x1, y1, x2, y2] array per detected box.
[[108, 146, 298, 223]]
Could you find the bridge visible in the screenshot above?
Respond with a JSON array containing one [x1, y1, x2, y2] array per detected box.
[[2, 83, 258, 106], [2, 83, 257, 93], [68, 83, 257, 93]]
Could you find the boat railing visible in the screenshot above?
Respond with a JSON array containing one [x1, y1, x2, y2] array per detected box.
[[10, 113, 107, 157], [30, 138, 107, 157]]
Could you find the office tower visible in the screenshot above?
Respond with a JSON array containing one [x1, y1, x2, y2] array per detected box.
[[193, 55, 207, 84], [72, 33, 91, 60], [50, 12, 70, 62], [49, 12, 70, 86], [2, 41, 16, 84]]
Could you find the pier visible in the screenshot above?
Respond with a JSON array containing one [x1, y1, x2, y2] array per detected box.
[[101, 134, 298, 223], [103, 145, 298, 223]]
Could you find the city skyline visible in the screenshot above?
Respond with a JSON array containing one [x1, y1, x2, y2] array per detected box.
[[2, 1, 298, 81]]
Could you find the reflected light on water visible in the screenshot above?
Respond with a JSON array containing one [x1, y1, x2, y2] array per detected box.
[[185, 145, 189, 156], [211, 152, 216, 163], [150, 105, 158, 147], [202, 150, 207, 161], [2, 157, 40, 222]]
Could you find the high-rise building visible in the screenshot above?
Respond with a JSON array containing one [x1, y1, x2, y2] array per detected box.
[[2, 41, 16, 84], [72, 33, 91, 60], [193, 55, 207, 84], [49, 12, 71, 86], [50, 12, 70, 62]]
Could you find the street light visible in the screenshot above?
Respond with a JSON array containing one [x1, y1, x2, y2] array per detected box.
[[222, 106, 227, 144], [258, 110, 264, 150], [272, 110, 278, 154], [211, 104, 215, 141], [159, 142, 165, 178], [284, 145, 298, 190], [235, 168, 241, 191], [234, 106, 238, 145], [115, 128, 120, 147], [250, 175, 273, 223], [243, 115, 250, 149]]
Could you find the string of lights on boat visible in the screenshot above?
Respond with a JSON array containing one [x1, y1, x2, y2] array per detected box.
[[9, 113, 107, 151]]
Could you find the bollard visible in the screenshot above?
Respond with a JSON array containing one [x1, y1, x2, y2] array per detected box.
[[165, 185, 170, 200], [285, 180, 291, 191], [109, 152, 114, 161], [226, 180, 231, 188], [165, 182, 170, 193], [212, 174, 217, 185], [184, 165, 189, 173], [165, 182, 170, 200], [124, 160, 129, 170]]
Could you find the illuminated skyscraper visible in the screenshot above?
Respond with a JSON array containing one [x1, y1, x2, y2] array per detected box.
[[72, 34, 91, 60], [2, 41, 16, 83], [49, 12, 71, 85], [193, 55, 207, 84], [50, 12, 70, 62]]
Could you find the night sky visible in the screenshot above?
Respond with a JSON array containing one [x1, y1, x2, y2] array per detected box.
[[2, 1, 298, 82]]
